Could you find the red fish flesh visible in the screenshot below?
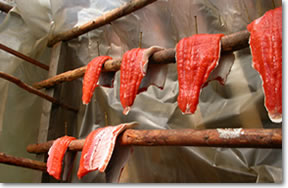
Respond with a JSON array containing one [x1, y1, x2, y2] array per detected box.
[[247, 7, 282, 123], [47, 136, 76, 180], [120, 47, 164, 115], [176, 33, 224, 114], [120, 48, 145, 115], [77, 123, 136, 179], [82, 56, 112, 104]]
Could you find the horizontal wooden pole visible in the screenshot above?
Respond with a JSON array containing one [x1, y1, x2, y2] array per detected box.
[[0, 43, 49, 71], [0, 2, 12, 13], [0, 72, 78, 112], [33, 30, 250, 89], [26, 128, 282, 154], [0, 152, 47, 172], [120, 128, 281, 148], [47, 0, 158, 47], [33, 66, 87, 89]]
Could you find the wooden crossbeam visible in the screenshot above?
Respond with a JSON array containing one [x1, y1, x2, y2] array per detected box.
[[0, 152, 47, 172], [0, 72, 78, 112], [0, 1, 12, 13], [47, 0, 158, 46], [33, 30, 250, 89], [26, 128, 282, 154], [0, 43, 49, 71]]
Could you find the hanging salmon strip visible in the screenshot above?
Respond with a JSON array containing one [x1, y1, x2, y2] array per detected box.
[[120, 47, 163, 115], [247, 7, 282, 123], [77, 122, 137, 179], [47, 136, 76, 180], [176, 33, 224, 114], [82, 56, 112, 104]]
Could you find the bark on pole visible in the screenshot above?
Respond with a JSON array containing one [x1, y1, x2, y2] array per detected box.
[[0, 152, 47, 172], [0, 72, 78, 112], [26, 128, 282, 154], [0, 1, 13, 13], [33, 30, 250, 89], [47, 0, 158, 47], [0, 43, 49, 71]]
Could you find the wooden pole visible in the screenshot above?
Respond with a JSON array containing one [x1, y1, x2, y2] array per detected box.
[[26, 128, 282, 154], [47, 0, 158, 47], [194, 16, 198, 34], [220, 30, 250, 52], [33, 30, 250, 89], [120, 128, 281, 148], [139, 31, 143, 48], [0, 72, 78, 112], [0, 1, 12, 13], [0, 152, 47, 172], [0, 43, 49, 71], [33, 66, 87, 89]]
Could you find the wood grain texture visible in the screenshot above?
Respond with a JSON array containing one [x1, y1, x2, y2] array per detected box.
[[0, 152, 47, 172], [0, 43, 49, 71], [47, 0, 158, 46], [0, 72, 78, 112], [26, 128, 282, 154]]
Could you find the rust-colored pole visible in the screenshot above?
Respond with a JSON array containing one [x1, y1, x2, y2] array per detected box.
[[0, 152, 47, 172], [0, 43, 49, 71], [26, 128, 282, 154], [0, 2, 12, 13], [221, 30, 250, 52], [0, 72, 78, 112], [47, 0, 158, 47], [33, 30, 250, 89], [120, 128, 281, 148], [32, 59, 123, 89]]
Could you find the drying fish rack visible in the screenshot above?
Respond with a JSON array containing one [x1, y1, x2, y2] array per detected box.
[[0, 0, 282, 180]]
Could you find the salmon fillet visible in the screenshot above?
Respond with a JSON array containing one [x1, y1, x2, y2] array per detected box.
[[47, 136, 76, 180], [82, 56, 112, 104], [176, 33, 224, 114], [247, 7, 282, 123], [120, 47, 163, 115], [77, 123, 136, 179]]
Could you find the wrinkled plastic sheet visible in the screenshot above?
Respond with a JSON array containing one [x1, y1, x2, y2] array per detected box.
[[0, 0, 51, 183], [0, 0, 282, 183]]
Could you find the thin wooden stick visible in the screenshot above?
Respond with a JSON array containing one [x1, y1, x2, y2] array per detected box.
[[0, 43, 49, 71], [0, 152, 47, 172], [48, 0, 158, 47], [194, 16, 198, 34], [33, 30, 250, 89], [272, 0, 276, 9], [97, 41, 100, 56], [65, 121, 68, 136], [26, 128, 282, 154], [139, 31, 143, 48], [0, 1, 12, 13], [32, 66, 88, 89], [105, 112, 109, 126], [0, 72, 78, 112]]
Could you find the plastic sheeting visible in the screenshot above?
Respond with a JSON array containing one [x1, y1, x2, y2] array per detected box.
[[0, 0, 51, 183], [0, 0, 282, 183]]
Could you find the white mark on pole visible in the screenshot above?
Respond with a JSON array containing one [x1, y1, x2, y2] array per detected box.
[[217, 128, 243, 139]]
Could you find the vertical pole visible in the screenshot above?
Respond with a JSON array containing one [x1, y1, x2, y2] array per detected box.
[[105, 112, 109, 126], [194, 16, 198, 34], [97, 41, 100, 56], [64, 122, 68, 136], [139, 32, 142, 48], [36, 42, 62, 182], [272, 0, 276, 8]]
